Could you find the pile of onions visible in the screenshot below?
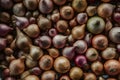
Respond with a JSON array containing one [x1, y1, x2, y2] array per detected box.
[[1, 0, 120, 80]]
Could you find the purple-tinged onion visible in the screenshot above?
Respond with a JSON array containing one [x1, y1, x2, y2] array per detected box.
[[30, 67, 42, 75], [113, 12, 120, 23], [75, 55, 87, 67], [5, 77, 16, 80], [73, 40, 87, 54], [117, 44, 120, 52], [48, 28, 57, 37], [53, 35, 67, 48], [39, 0, 53, 14], [0, 0, 13, 9], [53, 0, 66, 5], [0, 12, 10, 23], [0, 24, 13, 36], [12, 15, 29, 29], [84, 33, 93, 46], [62, 46, 76, 60], [0, 38, 7, 51]]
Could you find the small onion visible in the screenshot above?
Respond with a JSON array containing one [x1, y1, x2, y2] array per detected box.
[[48, 28, 57, 37], [0, 38, 7, 51], [0, 0, 13, 9], [24, 75, 39, 80], [2, 68, 10, 77], [39, 55, 53, 70], [5, 77, 16, 80], [101, 47, 116, 60], [73, 40, 87, 54], [60, 6, 74, 20], [30, 67, 41, 75], [101, 0, 111, 2], [48, 48, 59, 58], [53, 0, 66, 5], [54, 56, 70, 73], [113, 12, 120, 23], [84, 33, 93, 46], [69, 67, 83, 80], [84, 73, 97, 80], [41, 70, 56, 80], [69, 18, 77, 28], [92, 35, 108, 50], [0, 12, 10, 23], [86, 6, 97, 16], [85, 48, 98, 61], [60, 75, 70, 80]]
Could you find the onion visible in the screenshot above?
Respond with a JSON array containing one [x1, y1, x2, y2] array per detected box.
[[101, 47, 116, 60], [29, 45, 43, 60], [38, 35, 51, 49], [60, 75, 70, 80], [87, 16, 105, 34], [84, 33, 93, 46], [0, 12, 10, 23], [60, 6, 74, 20], [23, 0, 38, 10], [72, 0, 87, 12], [56, 20, 68, 33], [92, 35, 108, 50], [51, 12, 60, 22], [41, 70, 56, 80], [48, 48, 59, 58], [107, 78, 117, 80], [53, 35, 67, 48], [30, 67, 41, 75], [5, 77, 16, 80], [0, 24, 13, 37], [0, 38, 7, 51], [73, 40, 87, 54], [97, 3, 115, 18], [101, 0, 111, 2], [5, 34, 14, 44], [9, 57, 25, 75], [113, 12, 120, 23], [2, 68, 10, 77], [23, 24, 40, 38], [86, 6, 97, 16], [91, 61, 103, 75], [85, 48, 98, 61], [48, 28, 57, 37], [16, 27, 32, 51], [76, 13, 88, 25], [75, 55, 87, 67], [13, 3, 26, 16], [69, 18, 77, 28], [109, 27, 120, 43], [37, 15, 51, 30], [12, 15, 29, 29], [4, 48, 14, 56], [72, 24, 85, 40], [62, 46, 76, 60], [84, 73, 97, 80], [117, 44, 120, 52], [0, 0, 13, 9], [24, 75, 39, 80], [53, 0, 66, 5], [54, 56, 70, 73], [39, 0, 53, 14], [69, 67, 83, 80], [104, 59, 120, 75], [39, 55, 53, 70]]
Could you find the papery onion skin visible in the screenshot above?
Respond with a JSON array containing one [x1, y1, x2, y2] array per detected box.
[[24, 75, 40, 80]]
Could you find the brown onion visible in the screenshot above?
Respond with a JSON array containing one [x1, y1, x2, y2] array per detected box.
[[24, 75, 39, 80], [9, 57, 25, 75], [39, 0, 53, 14], [0, 0, 13, 9], [23, 0, 38, 10], [104, 59, 120, 75], [86, 6, 97, 16], [37, 15, 51, 30], [69, 18, 77, 28], [41, 70, 56, 80], [29, 45, 43, 60], [109, 27, 120, 43], [91, 61, 103, 75], [69, 67, 83, 80], [101, 0, 111, 2], [13, 3, 26, 16], [72, 0, 87, 12], [56, 20, 68, 33], [60, 75, 70, 80], [23, 24, 40, 38], [101, 47, 116, 60], [72, 24, 85, 40], [54, 56, 70, 73], [86, 48, 98, 61], [39, 55, 53, 70], [2, 68, 10, 77], [51, 12, 60, 22], [0, 12, 10, 23], [48, 48, 59, 58], [92, 35, 108, 50], [97, 3, 115, 18], [60, 6, 74, 20], [84, 73, 97, 80]]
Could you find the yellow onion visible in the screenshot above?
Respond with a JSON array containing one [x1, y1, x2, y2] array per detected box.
[[24, 75, 39, 80]]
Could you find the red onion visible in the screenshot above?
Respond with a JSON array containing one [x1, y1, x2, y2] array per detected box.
[[75, 55, 87, 67], [76, 13, 88, 25], [48, 28, 57, 37], [53, 0, 66, 5], [39, 0, 53, 14], [73, 40, 87, 54], [0, 38, 7, 51], [84, 33, 93, 46], [113, 12, 120, 23], [53, 35, 67, 48], [38, 36, 51, 49], [29, 17, 36, 24], [2, 68, 10, 77], [30, 67, 41, 75], [0, 24, 13, 36], [62, 46, 76, 60], [12, 15, 29, 29]]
